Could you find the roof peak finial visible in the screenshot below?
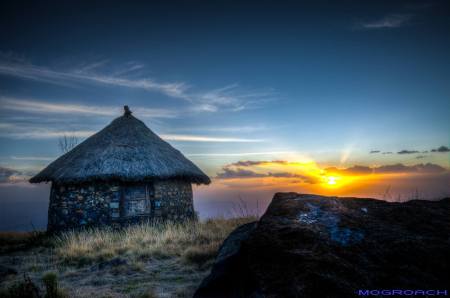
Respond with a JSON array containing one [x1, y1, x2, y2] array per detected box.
[[124, 105, 132, 117]]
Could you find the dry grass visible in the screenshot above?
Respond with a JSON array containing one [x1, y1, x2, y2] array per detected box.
[[1, 217, 256, 297], [54, 217, 256, 267]]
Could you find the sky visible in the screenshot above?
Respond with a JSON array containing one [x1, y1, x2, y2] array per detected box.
[[0, 0, 449, 230]]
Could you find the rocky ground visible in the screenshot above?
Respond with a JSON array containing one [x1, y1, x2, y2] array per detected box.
[[196, 193, 450, 298]]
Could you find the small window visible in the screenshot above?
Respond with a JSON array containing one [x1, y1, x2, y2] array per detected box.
[[154, 200, 161, 209]]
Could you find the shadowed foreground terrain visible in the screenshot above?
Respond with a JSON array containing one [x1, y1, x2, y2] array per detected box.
[[0, 217, 255, 298], [196, 193, 450, 298], [2, 194, 449, 298]]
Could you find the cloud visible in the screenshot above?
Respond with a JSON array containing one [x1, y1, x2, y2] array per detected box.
[[0, 97, 174, 140], [0, 167, 20, 183], [370, 150, 380, 154], [230, 160, 271, 167], [0, 124, 261, 142], [217, 159, 448, 182], [325, 165, 373, 175], [161, 134, 264, 143], [373, 163, 415, 174], [397, 149, 419, 154], [397, 147, 449, 154], [0, 97, 178, 118], [178, 124, 269, 133], [0, 126, 96, 139], [216, 160, 325, 184], [0, 99, 264, 142], [0, 166, 33, 184], [327, 163, 447, 175], [374, 163, 447, 174], [415, 155, 427, 159], [0, 60, 273, 112], [431, 146, 450, 153], [359, 14, 413, 29], [193, 84, 274, 112], [0, 62, 189, 99], [186, 151, 294, 157], [10, 156, 55, 161], [216, 168, 266, 179], [382, 152, 393, 154], [268, 172, 320, 184], [229, 160, 292, 167], [216, 168, 319, 183]]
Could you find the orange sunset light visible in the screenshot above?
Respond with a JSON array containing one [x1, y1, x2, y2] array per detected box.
[[214, 157, 449, 199]]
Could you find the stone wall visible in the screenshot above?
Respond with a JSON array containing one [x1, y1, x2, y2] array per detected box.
[[47, 180, 195, 232], [153, 180, 195, 221]]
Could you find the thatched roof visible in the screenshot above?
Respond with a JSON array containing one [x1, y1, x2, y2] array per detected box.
[[30, 106, 210, 184]]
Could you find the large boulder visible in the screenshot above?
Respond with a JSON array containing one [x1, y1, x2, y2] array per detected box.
[[195, 193, 450, 298], [195, 222, 259, 297]]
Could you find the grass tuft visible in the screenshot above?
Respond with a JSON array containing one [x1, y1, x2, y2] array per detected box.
[[54, 217, 256, 266]]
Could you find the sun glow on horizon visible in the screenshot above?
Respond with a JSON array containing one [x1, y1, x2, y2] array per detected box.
[[321, 174, 352, 189], [213, 157, 450, 199], [327, 176, 337, 185]]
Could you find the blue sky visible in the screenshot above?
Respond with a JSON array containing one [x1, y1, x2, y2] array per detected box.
[[0, 0, 449, 230]]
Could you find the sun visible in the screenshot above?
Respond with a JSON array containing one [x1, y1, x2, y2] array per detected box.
[[322, 175, 345, 188], [327, 176, 338, 185]]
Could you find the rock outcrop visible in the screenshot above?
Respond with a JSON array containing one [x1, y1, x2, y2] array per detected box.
[[195, 193, 450, 298]]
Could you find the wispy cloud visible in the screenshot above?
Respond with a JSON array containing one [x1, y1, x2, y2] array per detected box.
[[161, 134, 264, 143], [193, 84, 274, 112], [0, 62, 189, 99], [10, 156, 55, 161], [358, 14, 413, 30], [0, 97, 179, 118], [187, 151, 294, 157], [172, 124, 271, 134], [0, 122, 262, 142], [0, 59, 274, 112], [0, 97, 266, 142], [0, 127, 96, 139]]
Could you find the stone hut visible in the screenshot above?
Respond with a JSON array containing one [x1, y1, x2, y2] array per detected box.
[[30, 106, 210, 232]]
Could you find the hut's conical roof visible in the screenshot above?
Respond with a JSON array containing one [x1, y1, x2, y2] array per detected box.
[[30, 107, 210, 184]]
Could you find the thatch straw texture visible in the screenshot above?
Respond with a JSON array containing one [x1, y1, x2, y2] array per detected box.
[[30, 110, 210, 184]]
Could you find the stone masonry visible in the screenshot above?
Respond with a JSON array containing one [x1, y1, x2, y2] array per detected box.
[[153, 180, 195, 221], [47, 180, 195, 232]]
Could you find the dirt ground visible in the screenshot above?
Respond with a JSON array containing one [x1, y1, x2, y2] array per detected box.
[[1, 245, 211, 297]]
